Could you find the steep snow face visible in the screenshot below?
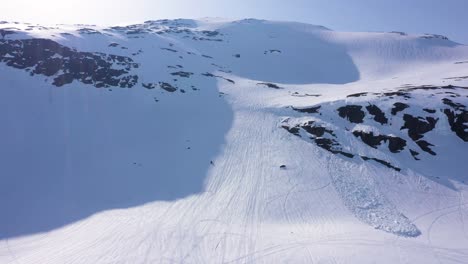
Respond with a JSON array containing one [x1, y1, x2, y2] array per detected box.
[[1, 19, 468, 263]]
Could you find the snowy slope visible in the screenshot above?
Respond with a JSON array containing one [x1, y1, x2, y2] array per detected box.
[[1, 19, 468, 263]]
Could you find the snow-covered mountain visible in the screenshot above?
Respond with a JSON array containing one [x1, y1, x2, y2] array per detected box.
[[1, 18, 467, 263]]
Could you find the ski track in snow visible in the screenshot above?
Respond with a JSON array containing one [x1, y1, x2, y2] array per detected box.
[[1, 19, 468, 263]]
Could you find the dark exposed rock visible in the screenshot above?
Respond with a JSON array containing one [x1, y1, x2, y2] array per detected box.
[[257, 82, 282, 89], [401, 114, 438, 141], [442, 98, 465, 111], [201, 72, 235, 84], [387, 137, 407, 153], [301, 121, 335, 137], [354, 131, 386, 148], [234, 54, 240, 58], [281, 125, 300, 136], [409, 149, 420, 160], [444, 109, 468, 141], [382, 91, 411, 99], [158, 82, 177, 92], [280, 165, 287, 169], [389, 31, 407, 36], [264, 49, 281, 54], [0, 38, 139, 88], [423, 108, 436, 114], [202, 54, 213, 59], [170, 71, 193, 78], [391, 102, 409, 115], [161, 47, 177, 52], [201, 30, 220, 37], [420, 34, 449, 40], [366, 104, 388, 124], [142, 83, 157, 89], [291, 92, 321, 97], [312, 138, 354, 158], [347, 92, 368, 98], [78, 28, 102, 35], [292, 106, 321, 114], [314, 138, 338, 151], [360, 156, 401, 171], [353, 131, 406, 153], [415, 140, 436, 155], [108, 43, 119, 47], [337, 151, 355, 158], [337, 105, 365, 123]]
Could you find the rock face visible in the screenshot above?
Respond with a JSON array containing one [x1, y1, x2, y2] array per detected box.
[[283, 85, 468, 171], [0, 38, 139, 88], [401, 114, 438, 141], [352, 131, 406, 153], [391, 102, 409, 115], [337, 105, 365, 123], [366, 104, 388, 125], [442, 98, 468, 141]]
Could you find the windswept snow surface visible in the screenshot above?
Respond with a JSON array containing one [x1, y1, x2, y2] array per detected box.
[[1, 19, 468, 263]]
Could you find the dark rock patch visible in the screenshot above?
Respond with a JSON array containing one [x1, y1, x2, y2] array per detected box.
[[311, 137, 354, 158], [381, 91, 411, 99], [161, 47, 177, 52], [301, 121, 335, 137], [158, 82, 177, 92], [201, 30, 220, 37], [444, 109, 468, 141], [420, 34, 449, 40], [353, 131, 387, 149], [142, 83, 157, 89], [171, 71, 193, 78], [415, 140, 436, 155], [389, 31, 407, 36], [353, 131, 406, 153], [443, 98, 465, 111], [315, 138, 338, 152], [201, 72, 235, 84], [423, 108, 436, 114], [264, 49, 281, 54], [387, 137, 407, 153], [337, 105, 365, 123], [0, 38, 139, 88], [77, 28, 102, 35], [281, 125, 300, 136], [257, 82, 282, 89], [409, 149, 420, 160], [347, 92, 368, 98], [401, 114, 438, 141], [391, 102, 409, 115], [360, 156, 401, 171], [366, 104, 388, 124], [291, 92, 321, 97]]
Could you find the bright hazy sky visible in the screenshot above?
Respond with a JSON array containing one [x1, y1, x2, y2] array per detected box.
[[3, 0, 468, 44]]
